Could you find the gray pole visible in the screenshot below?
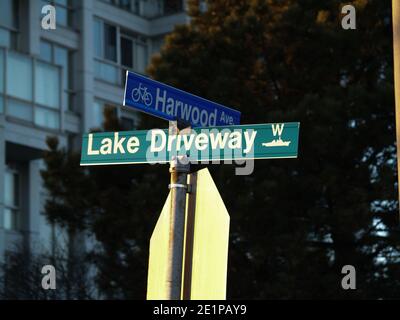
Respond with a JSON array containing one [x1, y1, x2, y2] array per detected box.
[[166, 121, 190, 299]]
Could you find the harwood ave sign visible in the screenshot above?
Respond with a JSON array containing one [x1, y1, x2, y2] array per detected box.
[[80, 123, 300, 166], [123, 71, 241, 127]]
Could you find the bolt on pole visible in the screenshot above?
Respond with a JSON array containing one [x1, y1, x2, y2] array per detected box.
[[165, 120, 190, 299]]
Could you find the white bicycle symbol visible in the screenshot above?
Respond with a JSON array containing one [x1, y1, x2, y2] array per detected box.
[[131, 83, 153, 106]]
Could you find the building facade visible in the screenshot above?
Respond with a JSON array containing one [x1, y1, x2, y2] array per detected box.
[[0, 0, 188, 261]]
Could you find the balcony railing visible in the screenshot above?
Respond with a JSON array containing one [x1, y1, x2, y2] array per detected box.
[[0, 47, 63, 131]]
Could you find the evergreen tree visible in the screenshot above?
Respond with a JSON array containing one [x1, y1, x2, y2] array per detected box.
[[148, 0, 399, 298], [42, 108, 168, 299]]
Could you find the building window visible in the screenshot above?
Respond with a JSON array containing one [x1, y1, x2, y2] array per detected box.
[[40, 40, 73, 112], [101, 0, 184, 18], [121, 37, 133, 68], [40, 41, 52, 61], [102, 0, 140, 15], [0, 49, 4, 113], [92, 99, 118, 129], [35, 61, 60, 108], [6, 53, 33, 109], [6, 52, 34, 121], [120, 29, 147, 74], [94, 18, 148, 85], [94, 60, 119, 84], [4, 167, 20, 231], [41, 0, 72, 28], [151, 35, 165, 56], [0, 0, 19, 49], [7, 99, 33, 122], [94, 19, 120, 85], [164, 0, 184, 15], [94, 20, 117, 62], [92, 99, 105, 129], [121, 116, 135, 130], [0, 0, 19, 29], [120, 108, 138, 129], [94, 19, 103, 58], [92, 99, 137, 130], [104, 23, 117, 62], [2, 50, 62, 129]]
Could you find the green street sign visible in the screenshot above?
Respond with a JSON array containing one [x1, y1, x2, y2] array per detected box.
[[80, 123, 300, 166]]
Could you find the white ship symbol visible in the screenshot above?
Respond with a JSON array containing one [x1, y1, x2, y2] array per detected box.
[[262, 137, 291, 147]]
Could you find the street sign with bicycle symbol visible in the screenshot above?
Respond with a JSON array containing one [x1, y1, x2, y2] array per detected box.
[[132, 83, 153, 106], [123, 71, 241, 127]]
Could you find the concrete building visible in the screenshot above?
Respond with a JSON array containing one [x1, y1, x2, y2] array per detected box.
[[0, 0, 188, 262]]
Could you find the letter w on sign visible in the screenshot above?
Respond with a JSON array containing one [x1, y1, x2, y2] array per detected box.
[[272, 124, 284, 137]]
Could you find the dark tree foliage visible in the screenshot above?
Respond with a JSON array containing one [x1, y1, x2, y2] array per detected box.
[[41, 0, 399, 299], [42, 108, 168, 299], [0, 242, 95, 300]]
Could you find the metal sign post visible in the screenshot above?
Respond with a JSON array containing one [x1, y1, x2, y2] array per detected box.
[[165, 121, 190, 299]]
